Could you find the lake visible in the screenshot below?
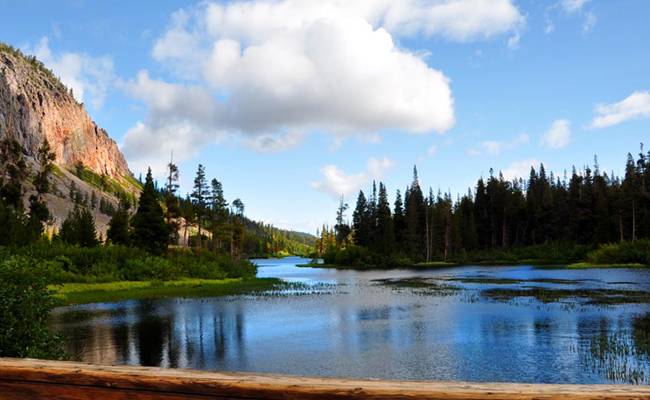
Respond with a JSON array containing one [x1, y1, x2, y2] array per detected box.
[[51, 258, 650, 384]]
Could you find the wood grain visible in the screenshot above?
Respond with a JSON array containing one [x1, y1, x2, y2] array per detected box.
[[0, 358, 649, 399]]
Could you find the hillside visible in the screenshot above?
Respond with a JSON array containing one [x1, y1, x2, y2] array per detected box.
[[0, 43, 141, 234]]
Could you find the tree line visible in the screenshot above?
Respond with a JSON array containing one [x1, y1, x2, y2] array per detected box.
[[320, 145, 650, 265]]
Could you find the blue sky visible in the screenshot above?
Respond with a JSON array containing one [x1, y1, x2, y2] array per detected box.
[[2, 0, 649, 234]]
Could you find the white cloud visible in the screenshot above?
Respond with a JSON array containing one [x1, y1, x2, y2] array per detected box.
[[546, 0, 596, 35], [501, 159, 541, 181], [244, 131, 305, 153], [121, 0, 525, 168], [540, 119, 571, 149], [544, 19, 555, 34], [590, 91, 650, 129], [118, 71, 225, 175], [472, 133, 529, 155], [309, 157, 395, 198], [29, 37, 114, 110], [417, 145, 438, 163], [507, 31, 521, 50], [583, 11, 597, 33], [560, 0, 590, 14]]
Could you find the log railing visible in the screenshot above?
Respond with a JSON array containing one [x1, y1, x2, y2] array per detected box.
[[0, 358, 649, 399]]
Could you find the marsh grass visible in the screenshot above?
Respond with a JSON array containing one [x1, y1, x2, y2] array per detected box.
[[447, 277, 586, 285], [567, 263, 648, 269], [54, 278, 286, 305], [580, 332, 650, 384], [480, 286, 650, 305], [375, 278, 462, 296]]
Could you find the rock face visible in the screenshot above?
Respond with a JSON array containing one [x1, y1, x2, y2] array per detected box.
[[0, 49, 130, 177]]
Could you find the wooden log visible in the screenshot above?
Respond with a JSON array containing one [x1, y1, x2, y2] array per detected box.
[[0, 358, 649, 400]]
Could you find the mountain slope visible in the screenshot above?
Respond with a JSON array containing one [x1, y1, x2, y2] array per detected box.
[[0, 44, 129, 177], [0, 43, 139, 233]]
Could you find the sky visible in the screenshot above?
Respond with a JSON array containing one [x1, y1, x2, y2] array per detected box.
[[1, 0, 650, 234]]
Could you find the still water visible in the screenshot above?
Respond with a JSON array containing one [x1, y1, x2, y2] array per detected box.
[[51, 258, 650, 384]]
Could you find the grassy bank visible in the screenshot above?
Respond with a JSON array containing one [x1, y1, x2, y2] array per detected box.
[[566, 262, 649, 269], [53, 277, 283, 305]]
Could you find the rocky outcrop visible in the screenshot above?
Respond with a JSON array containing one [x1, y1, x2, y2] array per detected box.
[[0, 49, 130, 177]]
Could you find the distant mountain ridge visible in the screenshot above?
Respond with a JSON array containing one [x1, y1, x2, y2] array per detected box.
[[0, 43, 130, 178]]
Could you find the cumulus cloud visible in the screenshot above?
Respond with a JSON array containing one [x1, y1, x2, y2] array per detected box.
[[121, 0, 525, 170], [540, 119, 571, 149], [501, 159, 541, 181], [309, 157, 395, 198], [28, 37, 114, 109], [118, 71, 228, 174], [471, 133, 529, 155], [589, 91, 650, 129], [244, 131, 305, 153]]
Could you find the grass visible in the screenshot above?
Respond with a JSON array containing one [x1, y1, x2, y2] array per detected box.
[[123, 174, 143, 190], [448, 277, 583, 285], [413, 261, 459, 268], [295, 263, 353, 269], [52, 277, 285, 305], [376, 277, 461, 296], [481, 286, 650, 305], [566, 262, 649, 269]]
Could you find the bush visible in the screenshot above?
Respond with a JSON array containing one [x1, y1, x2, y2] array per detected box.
[[0, 256, 67, 359], [334, 245, 372, 267], [166, 248, 256, 279], [587, 240, 650, 265], [121, 257, 181, 281], [8, 243, 257, 283], [322, 250, 338, 264]]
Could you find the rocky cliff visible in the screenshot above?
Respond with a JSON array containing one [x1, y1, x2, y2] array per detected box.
[[0, 47, 130, 178]]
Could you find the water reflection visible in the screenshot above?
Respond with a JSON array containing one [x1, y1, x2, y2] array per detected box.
[[51, 259, 650, 384]]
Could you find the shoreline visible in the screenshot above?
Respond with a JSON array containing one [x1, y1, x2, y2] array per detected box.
[[53, 277, 284, 306], [296, 261, 649, 270]]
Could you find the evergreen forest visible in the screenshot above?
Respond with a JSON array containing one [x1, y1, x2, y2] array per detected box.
[[318, 146, 650, 267]]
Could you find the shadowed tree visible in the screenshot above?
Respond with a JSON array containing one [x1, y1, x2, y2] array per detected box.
[[131, 168, 168, 255]]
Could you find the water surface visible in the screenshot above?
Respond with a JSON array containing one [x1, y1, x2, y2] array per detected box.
[[51, 257, 650, 384]]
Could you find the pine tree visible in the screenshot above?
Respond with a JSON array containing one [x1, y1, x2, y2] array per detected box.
[[191, 164, 207, 248], [334, 196, 350, 250], [230, 198, 245, 259], [59, 208, 98, 247], [404, 166, 424, 260], [352, 190, 370, 247], [209, 178, 228, 251], [164, 158, 182, 247], [107, 195, 131, 246], [131, 168, 168, 255], [376, 183, 394, 254]]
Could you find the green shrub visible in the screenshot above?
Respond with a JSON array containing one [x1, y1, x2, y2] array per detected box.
[[322, 249, 338, 264], [0, 256, 67, 360], [587, 240, 650, 265], [334, 245, 372, 267], [121, 257, 180, 281]]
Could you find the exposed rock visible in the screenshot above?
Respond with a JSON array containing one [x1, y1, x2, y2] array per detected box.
[[0, 49, 130, 178]]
